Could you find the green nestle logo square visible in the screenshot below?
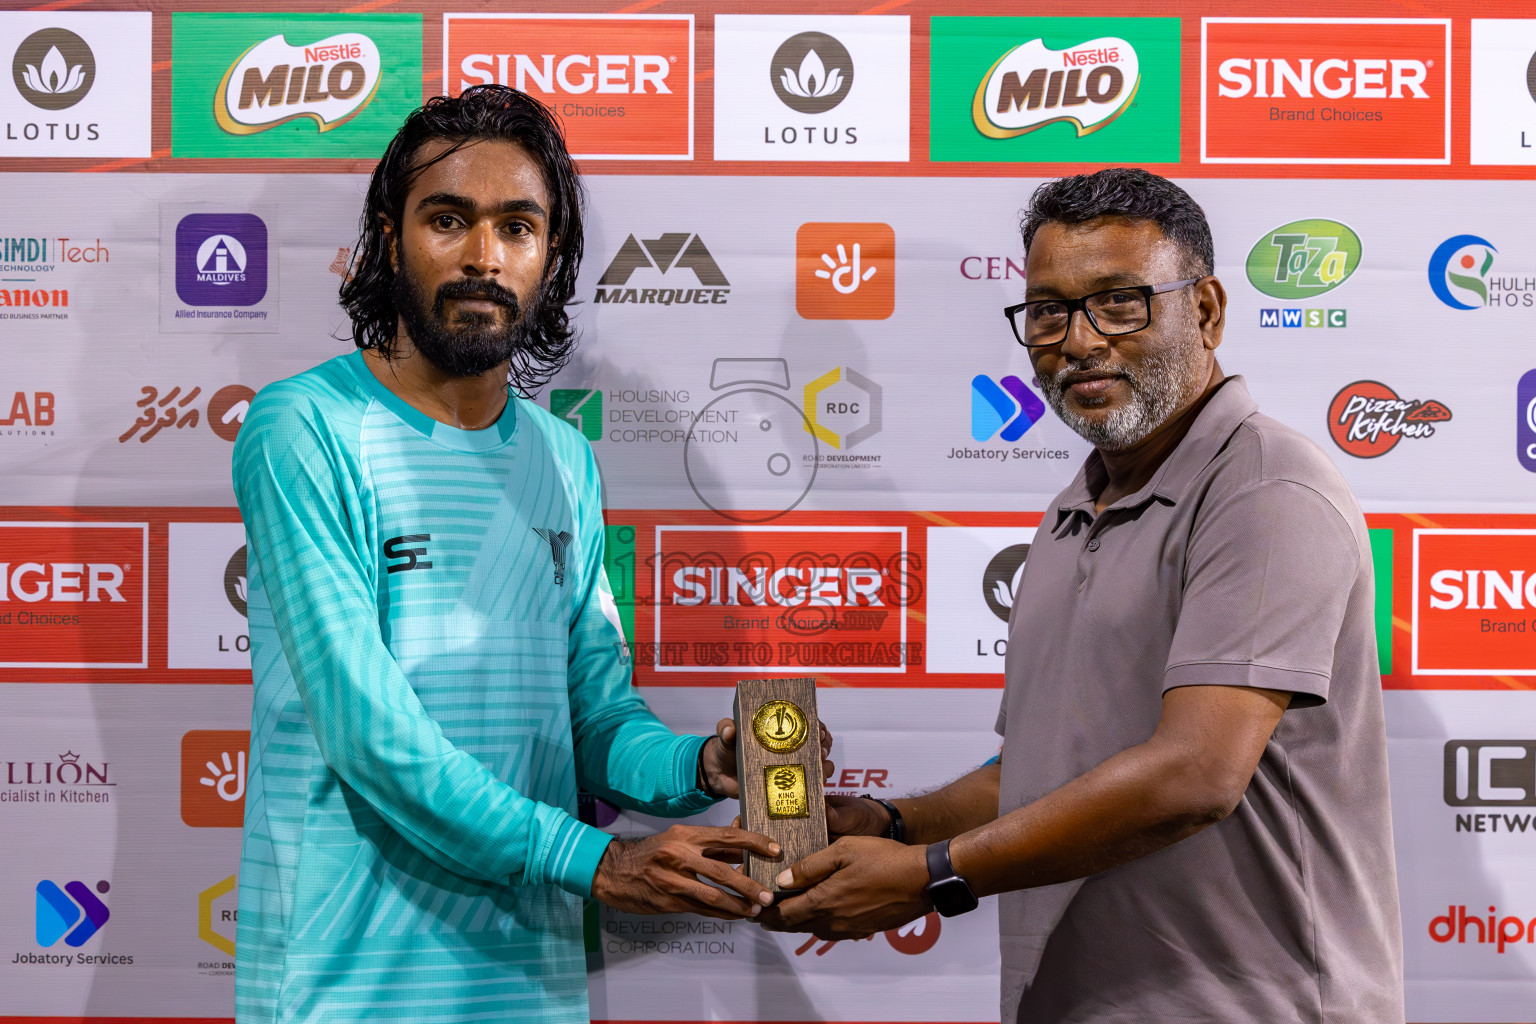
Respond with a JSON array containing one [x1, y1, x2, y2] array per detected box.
[[171, 13, 422, 159], [552, 389, 602, 442], [929, 16, 1181, 163]]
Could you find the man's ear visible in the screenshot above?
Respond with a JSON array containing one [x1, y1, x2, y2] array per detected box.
[[380, 214, 398, 274], [545, 233, 560, 279]]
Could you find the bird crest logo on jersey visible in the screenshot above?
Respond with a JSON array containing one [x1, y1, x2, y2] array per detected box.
[[533, 528, 573, 586]]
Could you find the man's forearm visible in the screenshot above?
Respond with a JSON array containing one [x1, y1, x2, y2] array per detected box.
[[894, 763, 1000, 846]]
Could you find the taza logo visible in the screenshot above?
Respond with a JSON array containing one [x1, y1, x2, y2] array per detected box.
[[1327, 380, 1450, 458], [12, 28, 95, 111], [973, 36, 1139, 138], [1246, 219, 1362, 299], [771, 32, 853, 114]]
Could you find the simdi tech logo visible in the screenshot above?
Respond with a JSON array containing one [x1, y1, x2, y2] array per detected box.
[[0, 522, 147, 669], [1327, 381, 1450, 458], [1247, 219, 1360, 330], [795, 222, 894, 320], [171, 13, 421, 158], [1414, 529, 1536, 676], [930, 17, 1180, 163], [712, 15, 910, 162], [446, 14, 692, 160], [0, 12, 151, 158], [1201, 18, 1450, 165]]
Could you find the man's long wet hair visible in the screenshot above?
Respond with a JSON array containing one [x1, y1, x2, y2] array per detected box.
[[340, 85, 585, 394], [1020, 168, 1214, 278]]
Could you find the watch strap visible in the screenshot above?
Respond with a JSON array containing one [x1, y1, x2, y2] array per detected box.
[[869, 796, 906, 843], [926, 838, 954, 885]]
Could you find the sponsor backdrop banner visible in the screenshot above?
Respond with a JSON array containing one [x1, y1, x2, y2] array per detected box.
[[1, 1, 1534, 1022]]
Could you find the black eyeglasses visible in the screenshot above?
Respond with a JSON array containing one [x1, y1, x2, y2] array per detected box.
[[1003, 278, 1202, 348]]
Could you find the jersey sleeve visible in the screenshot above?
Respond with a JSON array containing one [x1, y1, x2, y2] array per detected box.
[[232, 386, 612, 897], [564, 445, 719, 819]]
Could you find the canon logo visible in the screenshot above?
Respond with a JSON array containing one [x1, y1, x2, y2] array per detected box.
[[670, 566, 884, 608], [460, 54, 671, 95], [0, 563, 124, 603], [1217, 58, 1429, 99], [1428, 570, 1536, 610]]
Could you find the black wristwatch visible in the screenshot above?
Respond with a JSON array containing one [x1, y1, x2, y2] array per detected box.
[[924, 839, 979, 918], [867, 796, 905, 842]]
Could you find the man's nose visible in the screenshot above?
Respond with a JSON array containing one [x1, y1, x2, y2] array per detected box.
[[1058, 306, 1109, 362], [461, 221, 502, 278]]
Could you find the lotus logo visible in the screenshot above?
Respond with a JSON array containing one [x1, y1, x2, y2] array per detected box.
[[12, 29, 96, 111], [972, 36, 1139, 139], [770, 32, 854, 115], [214, 32, 382, 135]]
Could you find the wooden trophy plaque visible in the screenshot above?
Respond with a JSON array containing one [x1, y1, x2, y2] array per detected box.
[[734, 677, 828, 894]]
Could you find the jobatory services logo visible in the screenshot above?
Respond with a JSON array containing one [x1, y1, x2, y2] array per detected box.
[[171, 13, 421, 158], [1425, 234, 1536, 310], [0, 522, 147, 669], [180, 730, 250, 827], [1327, 381, 1451, 458], [712, 16, 910, 161], [446, 14, 692, 160], [1247, 218, 1360, 328], [1469, 20, 1536, 165], [1519, 369, 1536, 471], [594, 232, 729, 305], [167, 522, 249, 669], [552, 389, 603, 442], [795, 223, 894, 320], [1413, 528, 1536, 676], [35, 880, 109, 947], [804, 366, 882, 456], [1201, 18, 1450, 164], [930, 17, 1180, 163], [0, 12, 151, 158], [653, 525, 913, 673], [952, 374, 1070, 465], [925, 526, 1038, 673]]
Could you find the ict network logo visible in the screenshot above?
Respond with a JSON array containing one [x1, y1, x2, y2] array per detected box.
[[35, 879, 110, 947], [174, 213, 268, 307], [971, 374, 1045, 442], [795, 222, 894, 319]]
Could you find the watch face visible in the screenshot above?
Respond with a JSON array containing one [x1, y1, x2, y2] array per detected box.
[[928, 876, 979, 917]]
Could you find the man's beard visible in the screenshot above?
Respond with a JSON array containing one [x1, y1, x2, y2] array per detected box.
[[392, 263, 539, 379], [1038, 336, 1207, 452]]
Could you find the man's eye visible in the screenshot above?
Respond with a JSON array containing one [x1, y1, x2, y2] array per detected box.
[[1032, 302, 1067, 319], [1101, 290, 1139, 306], [433, 215, 460, 229]]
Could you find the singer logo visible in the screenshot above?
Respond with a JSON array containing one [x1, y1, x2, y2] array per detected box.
[[1413, 529, 1536, 676], [181, 730, 250, 828], [654, 526, 911, 673], [444, 14, 693, 159], [0, 523, 147, 669], [1201, 19, 1450, 164]]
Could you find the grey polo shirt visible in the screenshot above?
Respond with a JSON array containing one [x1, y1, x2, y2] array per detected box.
[[996, 376, 1403, 1024]]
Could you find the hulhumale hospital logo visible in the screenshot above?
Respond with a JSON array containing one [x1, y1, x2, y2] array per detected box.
[[1429, 235, 1497, 310], [174, 213, 268, 307]]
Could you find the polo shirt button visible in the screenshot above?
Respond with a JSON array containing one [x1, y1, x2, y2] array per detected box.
[[1087, 538, 1100, 552]]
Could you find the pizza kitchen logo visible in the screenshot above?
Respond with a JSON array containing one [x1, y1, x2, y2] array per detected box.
[[973, 36, 1139, 139], [1327, 380, 1450, 458]]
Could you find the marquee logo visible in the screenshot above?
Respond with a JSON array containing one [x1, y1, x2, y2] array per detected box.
[[1327, 381, 1450, 458], [971, 375, 1045, 443], [174, 214, 267, 308], [1428, 234, 1498, 310], [181, 730, 250, 828], [213, 32, 380, 136], [1413, 528, 1536, 676], [12, 28, 94, 111], [972, 36, 1139, 139], [771, 32, 853, 114], [796, 222, 894, 320], [594, 233, 728, 305], [35, 880, 109, 947], [1201, 18, 1450, 164], [1246, 219, 1362, 299], [0, 522, 146, 668], [446, 14, 692, 160]]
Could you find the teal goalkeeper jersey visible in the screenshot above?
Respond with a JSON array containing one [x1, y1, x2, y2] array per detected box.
[[231, 351, 717, 1024]]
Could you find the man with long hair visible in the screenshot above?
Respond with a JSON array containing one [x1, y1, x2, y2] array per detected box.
[[231, 86, 787, 1023]]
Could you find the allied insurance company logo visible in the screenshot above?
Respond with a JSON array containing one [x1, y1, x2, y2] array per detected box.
[[1413, 529, 1536, 676], [593, 232, 729, 305], [1425, 234, 1536, 311], [930, 17, 1180, 163], [1247, 218, 1360, 329], [447, 14, 692, 160], [174, 213, 268, 308], [795, 222, 895, 320], [12, 27, 94, 110], [0, 522, 147, 669], [1201, 18, 1451, 164], [1327, 381, 1450, 458], [181, 730, 250, 828]]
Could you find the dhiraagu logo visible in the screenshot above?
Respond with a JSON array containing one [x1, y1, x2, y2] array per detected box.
[[171, 13, 421, 158], [930, 17, 1180, 163], [1245, 219, 1362, 299]]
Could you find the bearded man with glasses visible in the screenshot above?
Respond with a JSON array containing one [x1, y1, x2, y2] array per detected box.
[[764, 168, 1404, 1024]]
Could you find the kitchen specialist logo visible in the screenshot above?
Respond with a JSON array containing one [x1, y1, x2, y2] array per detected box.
[[1327, 380, 1451, 458], [1, 750, 115, 807]]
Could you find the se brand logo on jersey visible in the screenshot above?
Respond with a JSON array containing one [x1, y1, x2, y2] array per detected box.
[[446, 14, 692, 160], [796, 223, 894, 320], [1327, 381, 1450, 458], [171, 13, 421, 158], [1414, 529, 1536, 676], [1201, 18, 1450, 164], [181, 730, 250, 828], [0, 522, 146, 669], [931, 17, 1180, 163]]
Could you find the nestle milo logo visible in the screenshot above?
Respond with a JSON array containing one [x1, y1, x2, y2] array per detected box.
[[214, 32, 381, 135], [1246, 219, 1362, 300], [972, 36, 1139, 139]]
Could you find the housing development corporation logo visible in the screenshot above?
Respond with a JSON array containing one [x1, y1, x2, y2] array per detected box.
[[1201, 18, 1450, 164], [1413, 529, 1536, 675], [447, 14, 692, 160], [595, 233, 728, 305], [35, 880, 109, 947], [171, 13, 421, 158], [13, 28, 94, 110], [713, 15, 909, 162], [1327, 381, 1451, 458], [795, 222, 894, 320], [1519, 369, 1536, 472], [931, 17, 1180, 163], [551, 389, 602, 442]]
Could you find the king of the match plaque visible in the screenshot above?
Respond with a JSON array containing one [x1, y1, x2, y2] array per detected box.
[[734, 677, 828, 893]]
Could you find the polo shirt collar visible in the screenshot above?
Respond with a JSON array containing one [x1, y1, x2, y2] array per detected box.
[[1054, 375, 1259, 525]]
